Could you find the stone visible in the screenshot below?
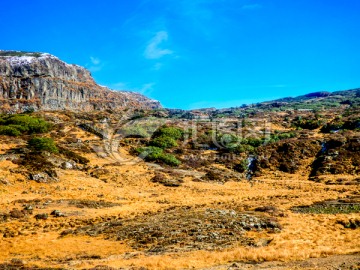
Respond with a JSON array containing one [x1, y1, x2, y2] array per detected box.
[[0, 51, 161, 113], [34, 213, 48, 220], [51, 210, 65, 217], [29, 172, 48, 183], [61, 161, 74, 170]]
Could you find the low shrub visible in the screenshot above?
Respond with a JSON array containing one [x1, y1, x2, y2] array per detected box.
[[152, 126, 183, 140], [150, 135, 178, 149], [292, 117, 324, 130], [160, 153, 181, 166], [27, 137, 58, 153], [0, 114, 51, 136], [136, 146, 181, 166], [0, 126, 21, 136], [234, 144, 255, 154]]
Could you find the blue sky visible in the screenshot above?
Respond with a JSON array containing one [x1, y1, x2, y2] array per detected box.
[[1, 0, 360, 109]]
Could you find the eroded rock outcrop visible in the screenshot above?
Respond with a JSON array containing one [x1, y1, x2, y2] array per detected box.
[[0, 51, 161, 112]]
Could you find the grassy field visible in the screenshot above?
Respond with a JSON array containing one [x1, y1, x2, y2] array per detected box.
[[0, 111, 359, 269]]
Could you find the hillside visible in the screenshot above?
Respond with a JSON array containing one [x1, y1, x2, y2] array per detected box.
[[0, 86, 359, 269], [0, 51, 161, 113]]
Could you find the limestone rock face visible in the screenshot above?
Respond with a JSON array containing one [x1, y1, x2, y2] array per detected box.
[[0, 51, 161, 112]]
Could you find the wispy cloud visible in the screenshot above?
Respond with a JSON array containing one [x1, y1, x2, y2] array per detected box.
[[88, 56, 103, 72], [144, 31, 173, 59], [109, 82, 155, 96], [242, 3, 262, 10], [138, 83, 155, 95], [90, 56, 100, 65]]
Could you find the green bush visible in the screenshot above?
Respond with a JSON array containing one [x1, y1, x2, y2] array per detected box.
[[152, 126, 183, 140], [321, 121, 344, 133], [136, 146, 181, 166], [0, 126, 21, 136], [150, 135, 178, 149], [136, 146, 164, 160], [147, 126, 184, 150], [160, 153, 181, 166], [6, 115, 51, 133], [234, 144, 255, 154], [269, 132, 296, 143], [246, 137, 264, 147], [0, 114, 51, 136], [292, 117, 324, 130], [27, 137, 58, 153], [217, 133, 241, 149]]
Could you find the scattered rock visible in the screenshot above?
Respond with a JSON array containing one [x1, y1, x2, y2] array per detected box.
[[70, 207, 281, 253], [90, 168, 110, 179], [61, 161, 74, 170], [151, 173, 183, 187], [29, 172, 48, 183], [0, 178, 10, 185], [29, 171, 58, 183], [51, 210, 65, 217], [67, 199, 120, 209], [34, 213, 48, 220], [9, 209, 25, 219]]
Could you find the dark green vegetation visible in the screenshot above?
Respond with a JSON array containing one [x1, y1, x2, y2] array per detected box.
[[27, 137, 58, 153], [1, 88, 359, 178], [310, 136, 360, 176], [321, 116, 360, 133], [292, 116, 324, 130], [0, 113, 90, 181], [136, 146, 181, 166], [149, 126, 183, 149], [149, 89, 360, 119], [133, 126, 183, 166], [291, 198, 360, 214], [0, 114, 51, 136]]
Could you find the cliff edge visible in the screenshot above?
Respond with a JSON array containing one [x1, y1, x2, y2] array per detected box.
[[0, 51, 161, 112]]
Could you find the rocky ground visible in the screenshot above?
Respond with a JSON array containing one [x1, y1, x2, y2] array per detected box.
[[0, 108, 359, 269]]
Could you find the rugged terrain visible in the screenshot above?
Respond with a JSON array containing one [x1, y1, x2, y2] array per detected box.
[[0, 51, 161, 112], [0, 52, 359, 269], [0, 91, 359, 269]]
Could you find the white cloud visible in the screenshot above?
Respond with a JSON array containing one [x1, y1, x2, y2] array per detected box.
[[109, 82, 155, 96], [88, 56, 103, 72], [242, 3, 262, 10], [138, 83, 155, 95], [144, 31, 173, 59], [90, 56, 100, 65]]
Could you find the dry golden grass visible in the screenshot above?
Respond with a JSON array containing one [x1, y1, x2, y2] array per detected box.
[[0, 134, 359, 269]]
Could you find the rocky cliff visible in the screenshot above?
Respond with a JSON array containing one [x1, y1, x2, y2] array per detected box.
[[0, 51, 161, 112]]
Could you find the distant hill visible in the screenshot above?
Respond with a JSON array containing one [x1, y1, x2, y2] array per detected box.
[[156, 89, 360, 119]]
